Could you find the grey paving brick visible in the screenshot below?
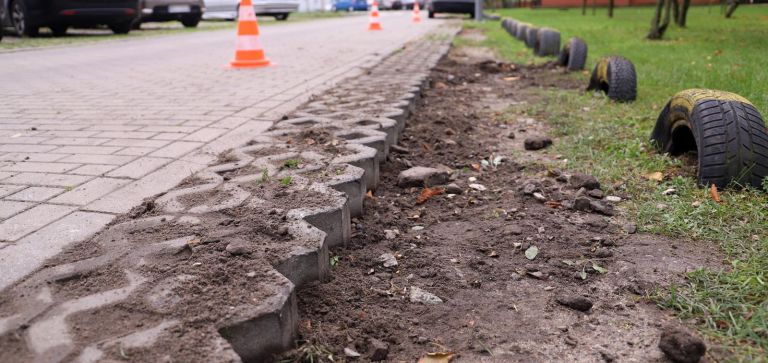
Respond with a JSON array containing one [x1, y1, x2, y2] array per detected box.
[[105, 157, 172, 179], [53, 146, 123, 155], [40, 137, 110, 146], [68, 164, 117, 176], [114, 147, 154, 156], [57, 154, 135, 165], [49, 177, 130, 205], [102, 139, 170, 148], [182, 128, 228, 143], [3, 173, 92, 187], [5, 186, 65, 202], [0, 171, 16, 181], [0, 200, 34, 220], [0, 136, 50, 144], [94, 131, 158, 139], [0, 144, 58, 153], [1, 153, 70, 162], [149, 141, 203, 158], [0, 161, 82, 173], [151, 133, 187, 141], [0, 211, 114, 290], [0, 204, 77, 242], [0, 184, 26, 198], [86, 160, 204, 214]]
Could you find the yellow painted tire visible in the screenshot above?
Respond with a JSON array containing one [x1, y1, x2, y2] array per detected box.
[[650, 89, 768, 189], [587, 56, 637, 102]]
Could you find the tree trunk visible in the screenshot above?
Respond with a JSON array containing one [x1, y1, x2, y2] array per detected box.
[[671, 0, 679, 22], [677, 0, 690, 26], [582, 0, 587, 15], [725, 0, 739, 17], [608, 0, 614, 17], [648, 0, 672, 39]]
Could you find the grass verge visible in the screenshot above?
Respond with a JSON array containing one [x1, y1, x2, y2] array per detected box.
[[469, 5, 768, 360]]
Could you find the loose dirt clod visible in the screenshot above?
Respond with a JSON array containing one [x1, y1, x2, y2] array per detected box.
[[523, 135, 553, 150], [658, 326, 707, 363], [555, 294, 594, 312]]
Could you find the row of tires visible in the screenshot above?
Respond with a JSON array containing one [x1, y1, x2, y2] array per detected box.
[[500, 18, 768, 190]]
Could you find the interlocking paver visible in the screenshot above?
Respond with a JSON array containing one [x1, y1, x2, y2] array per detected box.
[[0, 204, 76, 241], [0, 200, 33, 219], [105, 157, 172, 179], [0, 14, 447, 295], [5, 186, 65, 202], [0, 161, 81, 173], [2, 172, 92, 187], [49, 177, 129, 205], [0, 211, 114, 290]]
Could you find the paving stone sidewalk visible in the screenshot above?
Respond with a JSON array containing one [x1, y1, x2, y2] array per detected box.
[[0, 13, 446, 290]]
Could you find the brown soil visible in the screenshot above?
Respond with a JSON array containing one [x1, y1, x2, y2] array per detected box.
[[279, 48, 725, 362]]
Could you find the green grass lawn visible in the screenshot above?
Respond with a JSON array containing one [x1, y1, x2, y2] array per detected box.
[[0, 11, 349, 51], [471, 5, 768, 360]]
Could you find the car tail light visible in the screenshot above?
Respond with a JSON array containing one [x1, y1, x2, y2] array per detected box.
[[125, 8, 136, 14], [60, 9, 76, 15]]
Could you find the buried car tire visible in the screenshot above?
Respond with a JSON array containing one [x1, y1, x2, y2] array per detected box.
[[587, 56, 637, 102], [525, 26, 539, 49], [651, 89, 768, 189], [558, 37, 588, 71], [535, 28, 560, 57]]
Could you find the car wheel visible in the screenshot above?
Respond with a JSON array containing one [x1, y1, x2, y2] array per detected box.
[[50, 24, 68, 36], [181, 14, 201, 27], [587, 56, 637, 102], [131, 19, 142, 30], [11, 0, 38, 37], [428, 10, 434, 18], [109, 20, 133, 34], [274, 13, 288, 20], [650, 89, 768, 189]]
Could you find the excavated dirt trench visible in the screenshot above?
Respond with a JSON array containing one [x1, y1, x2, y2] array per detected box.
[[281, 38, 725, 362]]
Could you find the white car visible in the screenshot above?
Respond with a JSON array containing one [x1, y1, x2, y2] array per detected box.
[[203, 0, 299, 20]]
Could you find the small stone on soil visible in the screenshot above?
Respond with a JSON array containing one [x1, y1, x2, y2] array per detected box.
[[573, 197, 592, 211], [533, 192, 547, 202], [344, 347, 361, 358], [658, 326, 707, 363], [390, 144, 409, 154], [410, 286, 443, 304], [368, 338, 389, 361], [589, 201, 615, 216], [445, 183, 463, 194], [523, 136, 553, 151], [469, 183, 487, 191], [588, 189, 604, 199], [397, 166, 450, 187], [605, 196, 622, 203], [555, 295, 594, 312], [378, 253, 398, 268], [569, 172, 601, 190], [623, 223, 637, 234], [225, 239, 251, 255]]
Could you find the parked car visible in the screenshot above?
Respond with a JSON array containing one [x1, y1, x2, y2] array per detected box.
[[1, 0, 139, 36], [427, 0, 473, 18], [331, 0, 367, 11], [135, 0, 204, 28], [390, 0, 402, 9], [203, 0, 298, 20]]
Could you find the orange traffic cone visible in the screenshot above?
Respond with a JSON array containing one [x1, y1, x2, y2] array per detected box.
[[230, 0, 271, 68], [412, 0, 421, 23], [368, 0, 382, 31]]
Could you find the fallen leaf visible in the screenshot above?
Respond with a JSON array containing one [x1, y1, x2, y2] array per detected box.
[[421, 142, 433, 152], [592, 263, 607, 274], [366, 190, 376, 200], [503, 76, 520, 82], [416, 187, 445, 205], [579, 269, 588, 280], [710, 184, 722, 203], [645, 172, 663, 182], [418, 352, 455, 363], [525, 246, 539, 260], [544, 200, 561, 208], [562, 259, 574, 266], [470, 163, 482, 171]]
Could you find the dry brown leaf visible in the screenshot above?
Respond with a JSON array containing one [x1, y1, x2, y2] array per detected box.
[[365, 190, 375, 200], [645, 171, 663, 182], [710, 184, 722, 203], [503, 76, 520, 82], [470, 163, 482, 171], [416, 187, 445, 205], [544, 201, 562, 208], [418, 352, 455, 363], [421, 143, 433, 152]]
